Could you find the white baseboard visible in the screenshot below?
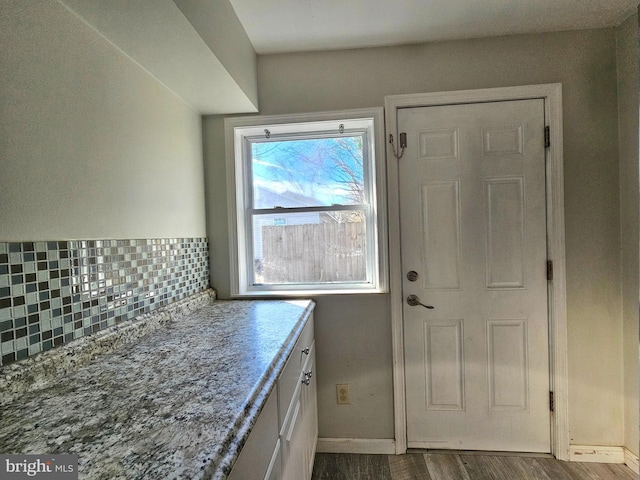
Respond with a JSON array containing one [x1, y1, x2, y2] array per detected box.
[[316, 438, 396, 455], [624, 448, 639, 474], [315, 440, 638, 470], [569, 445, 625, 463]]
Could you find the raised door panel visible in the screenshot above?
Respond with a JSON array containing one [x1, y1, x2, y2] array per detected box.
[[485, 177, 525, 289], [281, 393, 305, 480], [487, 320, 529, 411], [421, 181, 462, 290], [424, 320, 465, 411]]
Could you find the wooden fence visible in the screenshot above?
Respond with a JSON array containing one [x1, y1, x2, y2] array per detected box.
[[260, 222, 366, 283]]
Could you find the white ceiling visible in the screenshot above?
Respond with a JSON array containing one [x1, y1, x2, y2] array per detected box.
[[229, 0, 638, 54]]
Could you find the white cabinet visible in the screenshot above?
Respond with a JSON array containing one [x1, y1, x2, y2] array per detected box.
[[302, 342, 318, 477], [264, 439, 282, 480], [229, 313, 317, 480], [228, 390, 279, 480], [280, 314, 317, 480], [281, 340, 317, 480]]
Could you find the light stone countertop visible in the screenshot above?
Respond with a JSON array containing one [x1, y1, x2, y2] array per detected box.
[[0, 296, 315, 480]]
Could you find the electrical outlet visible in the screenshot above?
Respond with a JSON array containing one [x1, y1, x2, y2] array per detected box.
[[336, 384, 350, 405]]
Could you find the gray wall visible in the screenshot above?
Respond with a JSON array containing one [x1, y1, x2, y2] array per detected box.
[[0, 0, 207, 241], [203, 117, 396, 439], [2, 0, 632, 451], [616, 14, 639, 457], [206, 28, 626, 446], [173, 0, 258, 110]]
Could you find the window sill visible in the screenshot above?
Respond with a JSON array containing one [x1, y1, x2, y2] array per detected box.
[[231, 286, 389, 298]]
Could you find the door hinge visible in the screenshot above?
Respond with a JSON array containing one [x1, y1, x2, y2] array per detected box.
[[547, 260, 553, 281], [544, 126, 551, 148], [549, 391, 555, 412]]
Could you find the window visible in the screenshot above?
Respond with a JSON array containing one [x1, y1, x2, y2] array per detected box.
[[225, 108, 388, 296]]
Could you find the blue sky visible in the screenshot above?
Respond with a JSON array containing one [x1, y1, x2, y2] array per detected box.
[[251, 136, 364, 207]]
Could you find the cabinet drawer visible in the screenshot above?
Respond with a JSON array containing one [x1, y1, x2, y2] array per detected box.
[[278, 314, 314, 430], [281, 340, 316, 480], [228, 390, 278, 480], [265, 439, 281, 480]]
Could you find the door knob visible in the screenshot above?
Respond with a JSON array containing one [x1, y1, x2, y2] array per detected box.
[[407, 294, 434, 309]]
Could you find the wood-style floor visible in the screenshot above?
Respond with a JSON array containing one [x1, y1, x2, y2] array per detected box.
[[311, 452, 638, 480]]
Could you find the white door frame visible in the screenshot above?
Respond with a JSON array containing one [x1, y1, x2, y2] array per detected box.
[[384, 83, 569, 460]]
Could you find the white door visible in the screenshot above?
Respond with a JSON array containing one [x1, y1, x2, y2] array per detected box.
[[399, 99, 551, 452]]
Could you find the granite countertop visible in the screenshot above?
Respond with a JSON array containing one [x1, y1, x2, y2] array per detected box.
[[0, 297, 315, 480]]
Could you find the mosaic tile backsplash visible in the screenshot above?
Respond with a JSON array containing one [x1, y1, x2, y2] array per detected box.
[[0, 238, 209, 366]]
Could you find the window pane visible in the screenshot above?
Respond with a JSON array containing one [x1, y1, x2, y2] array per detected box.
[[251, 136, 365, 209], [252, 211, 367, 285]]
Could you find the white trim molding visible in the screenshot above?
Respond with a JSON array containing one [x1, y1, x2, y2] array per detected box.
[[224, 107, 389, 297], [569, 445, 625, 464], [316, 438, 396, 455], [624, 448, 640, 473], [384, 84, 568, 459]]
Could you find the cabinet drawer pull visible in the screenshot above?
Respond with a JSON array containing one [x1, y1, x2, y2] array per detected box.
[[302, 370, 313, 385]]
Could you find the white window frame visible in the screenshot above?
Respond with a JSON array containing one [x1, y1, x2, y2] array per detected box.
[[225, 108, 388, 297]]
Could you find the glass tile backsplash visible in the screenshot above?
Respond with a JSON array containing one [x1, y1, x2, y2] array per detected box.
[[0, 238, 209, 366]]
